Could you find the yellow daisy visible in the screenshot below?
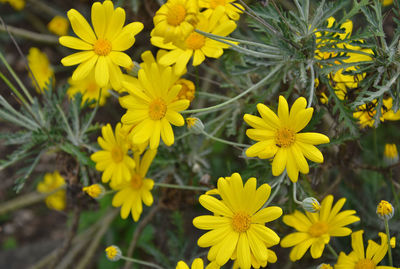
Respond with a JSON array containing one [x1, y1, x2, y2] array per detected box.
[[353, 97, 400, 128], [59, 0, 143, 90], [281, 195, 360, 261], [120, 51, 190, 149], [152, 0, 199, 44], [37, 171, 66, 211], [335, 230, 395, 269], [198, 0, 243, 21], [27, 47, 54, 93], [315, 18, 373, 100], [111, 149, 156, 221], [176, 258, 220, 269], [91, 123, 135, 187], [67, 70, 111, 107], [47, 15, 69, 36], [193, 173, 282, 269], [151, 9, 237, 75], [382, 0, 393, 6], [243, 96, 330, 182]]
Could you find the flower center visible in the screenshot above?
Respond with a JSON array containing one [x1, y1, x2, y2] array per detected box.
[[231, 212, 251, 233], [87, 82, 98, 93], [185, 32, 206, 50], [210, 0, 226, 8], [111, 147, 123, 163], [308, 221, 329, 237], [275, 127, 295, 147], [130, 174, 143, 189], [149, 98, 167, 120], [93, 39, 112, 56], [167, 4, 187, 26], [176, 79, 195, 102], [355, 259, 375, 269]]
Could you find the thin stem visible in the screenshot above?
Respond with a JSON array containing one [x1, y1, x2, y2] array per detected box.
[[0, 23, 59, 44], [385, 219, 393, 266], [262, 172, 286, 208], [292, 182, 302, 205], [327, 243, 339, 259], [389, 169, 400, 216], [0, 70, 29, 106], [307, 62, 315, 108], [56, 104, 79, 146], [154, 182, 209, 192], [120, 256, 164, 269], [201, 130, 249, 148], [182, 64, 282, 114]]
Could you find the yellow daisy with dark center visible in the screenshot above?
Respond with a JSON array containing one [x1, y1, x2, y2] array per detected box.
[[193, 173, 282, 269], [335, 230, 396, 269], [281, 195, 360, 261], [244, 95, 330, 182], [59, 0, 143, 90]]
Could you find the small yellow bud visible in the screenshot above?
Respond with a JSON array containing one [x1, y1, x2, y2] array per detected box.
[[302, 197, 321, 213], [376, 200, 394, 220], [82, 184, 105, 199], [186, 117, 204, 134], [390, 236, 396, 248], [383, 144, 399, 165], [47, 16, 69, 36], [175, 79, 196, 102], [105, 245, 122, 261], [317, 264, 333, 269]]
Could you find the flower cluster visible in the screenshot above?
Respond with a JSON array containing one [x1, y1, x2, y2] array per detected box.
[[36, 171, 66, 211]]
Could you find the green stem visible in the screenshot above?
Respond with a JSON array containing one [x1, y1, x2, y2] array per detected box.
[[327, 243, 339, 259], [120, 256, 164, 269], [292, 181, 303, 205], [154, 182, 209, 192], [0, 70, 29, 106], [388, 169, 400, 216], [201, 130, 249, 148], [385, 219, 393, 266], [0, 24, 59, 44], [262, 172, 286, 208], [182, 64, 282, 114], [307, 62, 315, 108]]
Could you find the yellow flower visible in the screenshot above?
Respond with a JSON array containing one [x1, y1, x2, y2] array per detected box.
[[176, 78, 195, 102], [37, 171, 66, 211], [151, 9, 237, 75], [382, 0, 393, 6], [105, 245, 122, 261], [152, 0, 199, 43], [91, 123, 135, 188], [243, 96, 330, 182], [27, 47, 54, 93], [353, 98, 400, 128], [67, 70, 111, 107], [47, 16, 69, 36], [82, 184, 105, 199], [0, 0, 25, 10], [384, 144, 399, 165], [318, 264, 333, 269], [198, 0, 243, 21], [193, 173, 282, 268], [111, 149, 157, 221], [376, 200, 394, 220], [59, 0, 143, 90], [120, 51, 190, 149], [281, 195, 360, 261], [335, 230, 396, 269], [315, 18, 373, 101]]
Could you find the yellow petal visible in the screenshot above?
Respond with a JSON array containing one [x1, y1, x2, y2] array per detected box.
[[91, 2, 106, 38], [72, 56, 98, 81], [272, 148, 287, 176], [95, 56, 109, 87], [67, 9, 96, 44], [59, 36, 93, 50], [61, 51, 95, 66], [296, 132, 330, 145], [257, 103, 280, 130], [252, 206, 282, 224], [160, 118, 174, 147], [109, 51, 132, 68]]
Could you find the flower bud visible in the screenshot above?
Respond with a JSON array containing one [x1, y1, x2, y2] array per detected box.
[[383, 144, 399, 166], [376, 200, 394, 220], [82, 184, 105, 199], [186, 117, 204, 134], [302, 197, 321, 213], [317, 264, 333, 269], [105, 245, 122, 261]]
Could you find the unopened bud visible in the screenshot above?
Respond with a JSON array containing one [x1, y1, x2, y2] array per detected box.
[[105, 245, 122, 261], [376, 200, 394, 220], [302, 197, 321, 213], [82, 184, 105, 199], [383, 144, 399, 166], [186, 117, 204, 134]]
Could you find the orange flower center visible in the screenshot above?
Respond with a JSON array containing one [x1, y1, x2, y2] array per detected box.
[[355, 259, 375, 269], [149, 98, 167, 120], [93, 39, 112, 56], [231, 212, 251, 233], [167, 4, 186, 26], [185, 32, 206, 50], [130, 174, 143, 189], [308, 221, 328, 237], [210, 0, 226, 8], [111, 147, 123, 163], [87, 82, 98, 93], [275, 127, 295, 147]]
